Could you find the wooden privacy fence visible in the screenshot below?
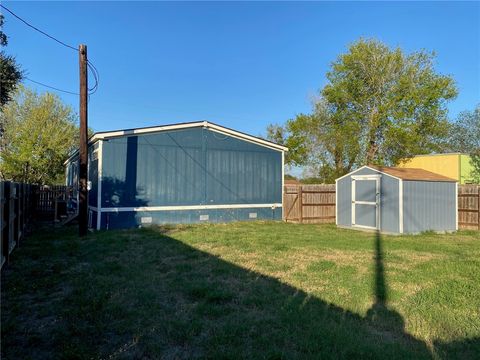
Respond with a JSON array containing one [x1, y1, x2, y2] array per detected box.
[[458, 185, 480, 230], [1, 182, 35, 269], [34, 185, 73, 220], [284, 184, 480, 230], [283, 184, 336, 223]]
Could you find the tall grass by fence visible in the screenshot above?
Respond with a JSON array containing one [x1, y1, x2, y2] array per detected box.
[[283, 184, 480, 230]]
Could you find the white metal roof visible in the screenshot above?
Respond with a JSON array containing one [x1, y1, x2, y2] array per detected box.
[[90, 121, 287, 151]]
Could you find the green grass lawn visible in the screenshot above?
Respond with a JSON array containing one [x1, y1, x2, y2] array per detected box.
[[2, 222, 479, 359]]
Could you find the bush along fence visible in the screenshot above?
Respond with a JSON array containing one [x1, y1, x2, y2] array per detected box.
[[283, 184, 480, 230], [1, 182, 72, 270]]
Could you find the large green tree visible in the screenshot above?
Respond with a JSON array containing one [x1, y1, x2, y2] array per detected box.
[[269, 39, 457, 183], [448, 105, 480, 183], [0, 86, 79, 184], [267, 99, 360, 181]]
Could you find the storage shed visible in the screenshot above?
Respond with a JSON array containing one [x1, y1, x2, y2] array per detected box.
[[335, 165, 458, 234], [65, 121, 287, 230]]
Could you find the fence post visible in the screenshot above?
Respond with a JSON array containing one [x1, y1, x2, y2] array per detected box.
[[0, 182, 4, 268], [298, 185, 303, 223], [22, 183, 26, 239], [2, 182, 11, 266], [12, 183, 19, 249], [18, 183, 23, 247]]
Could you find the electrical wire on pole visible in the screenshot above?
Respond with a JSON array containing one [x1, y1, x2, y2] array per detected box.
[[1, 4, 100, 95], [24, 77, 79, 95]]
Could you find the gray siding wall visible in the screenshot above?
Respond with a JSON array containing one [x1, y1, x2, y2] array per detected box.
[[336, 176, 351, 226], [403, 181, 456, 233], [100, 127, 282, 208], [336, 167, 399, 233], [380, 174, 399, 233], [66, 127, 283, 230]]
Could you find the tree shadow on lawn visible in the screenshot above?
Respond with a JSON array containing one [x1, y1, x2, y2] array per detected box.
[[1, 227, 479, 359]]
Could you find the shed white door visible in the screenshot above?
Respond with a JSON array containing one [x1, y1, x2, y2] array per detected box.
[[351, 176, 381, 230]]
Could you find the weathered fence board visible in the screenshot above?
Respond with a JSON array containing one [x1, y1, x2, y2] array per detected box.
[[283, 184, 336, 223], [1, 182, 6, 268], [458, 185, 480, 230], [1, 182, 25, 268]]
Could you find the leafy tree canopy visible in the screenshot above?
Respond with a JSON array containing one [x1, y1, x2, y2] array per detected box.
[[0, 86, 79, 184], [268, 38, 457, 183], [267, 99, 359, 182], [0, 14, 8, 46]]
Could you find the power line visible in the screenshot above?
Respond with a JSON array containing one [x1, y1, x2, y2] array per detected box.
[[0, 4, 78, 52], [1, 4, 100, 95], [24, 77, 79, 96]]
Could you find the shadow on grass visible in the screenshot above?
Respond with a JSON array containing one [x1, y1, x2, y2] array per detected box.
[[1, 226, 479, 359], [365, 231, 405, 338]]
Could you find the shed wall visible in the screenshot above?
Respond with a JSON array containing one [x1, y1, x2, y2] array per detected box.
[[336, 176, 351, 227], [403, 181, 457, 233], [380, 174, 399, 233]]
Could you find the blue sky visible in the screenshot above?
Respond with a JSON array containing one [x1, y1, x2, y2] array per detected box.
[[3, 1, 480, 138]]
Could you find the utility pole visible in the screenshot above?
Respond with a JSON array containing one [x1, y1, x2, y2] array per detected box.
[[79, 44, 88, 236]]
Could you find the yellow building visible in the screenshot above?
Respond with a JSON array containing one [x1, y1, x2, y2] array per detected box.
[[398, 153, 474, 184]]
